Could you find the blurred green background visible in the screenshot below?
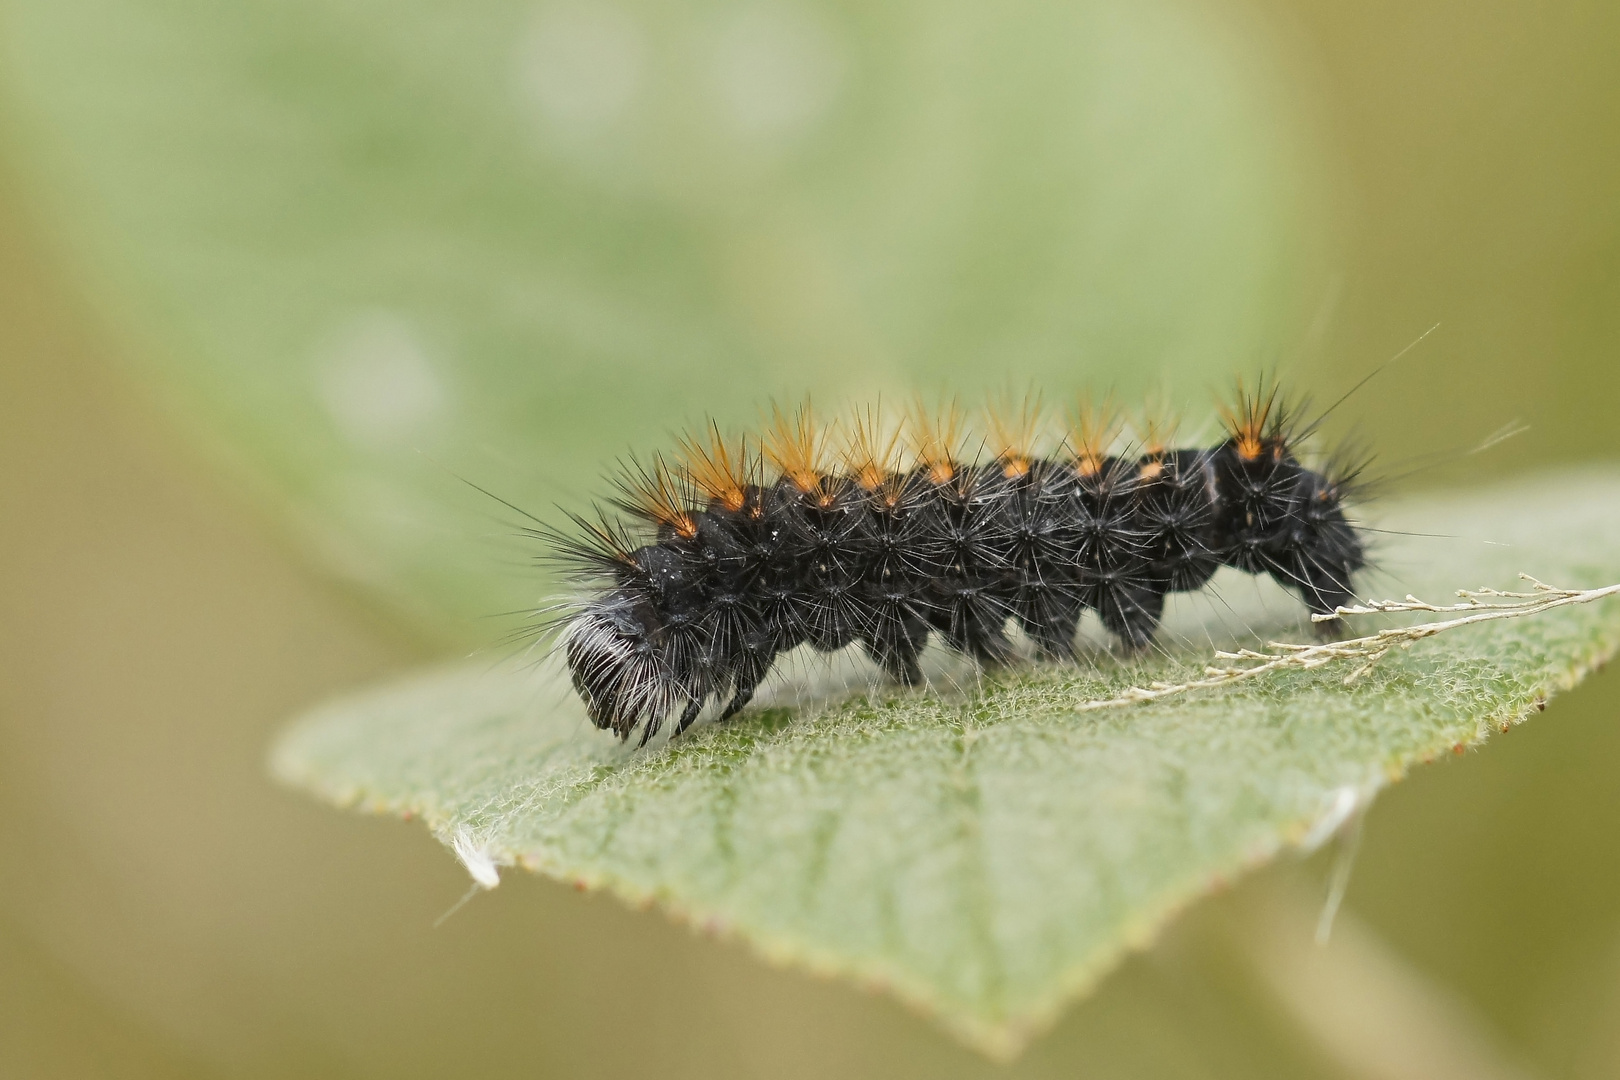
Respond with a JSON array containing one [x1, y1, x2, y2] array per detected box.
[[1, 0, 1618, 1076]]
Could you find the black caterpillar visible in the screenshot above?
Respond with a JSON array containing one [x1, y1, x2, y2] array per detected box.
[[550, 386, 1366, 744]]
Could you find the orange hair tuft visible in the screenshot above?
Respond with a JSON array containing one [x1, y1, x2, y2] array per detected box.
[[762, 401, 828, 497], [909, 399, 963, 484], [1133, 395, 1179, 460], [677, 421, 751, 513], [1219, 378, 1281, 462], [613, 455, 698, 538], [1068, 398, 1121, 477], [842, 405, 905, 500], [986, 393, 1045, 479]]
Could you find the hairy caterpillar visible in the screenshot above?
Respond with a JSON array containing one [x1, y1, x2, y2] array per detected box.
[[548, 384, 1366, 745]]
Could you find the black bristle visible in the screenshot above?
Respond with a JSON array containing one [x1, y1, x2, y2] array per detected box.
[[553, 391, 1369, 743]]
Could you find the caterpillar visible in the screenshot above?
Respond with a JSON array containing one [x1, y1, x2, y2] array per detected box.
[[548, 384, 1367, 745]]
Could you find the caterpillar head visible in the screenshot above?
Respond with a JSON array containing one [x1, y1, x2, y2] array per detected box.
[[564, 591, 680, 740]]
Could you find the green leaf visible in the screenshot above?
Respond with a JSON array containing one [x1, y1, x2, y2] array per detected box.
[[272, 469, 1620, 1058], [1, 0, 1328, 631]]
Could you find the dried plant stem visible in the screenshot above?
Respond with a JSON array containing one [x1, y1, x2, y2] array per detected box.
[[1077, 575, 1620, 713]]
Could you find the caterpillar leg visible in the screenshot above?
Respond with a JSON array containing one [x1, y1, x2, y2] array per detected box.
[[1024, 613, 1081, 659], [1299, 566, 1357, 639], [672, 697, 705, 737], [864, 573, 933, 682], [936, 599, 1015, 665], [718, 684, 757, 721], [865, 636, 925, 685], [1265, 553, 1358, 636], [635, 713, 663, 748], [1016, 589, 1084, 660], [1097, 582, 1166, 650], [1301, 571, 1356, 617], [713, 640, 777, 723]]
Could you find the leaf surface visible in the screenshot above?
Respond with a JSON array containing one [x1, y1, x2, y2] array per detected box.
[[273, 470, 1620, 1057]]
